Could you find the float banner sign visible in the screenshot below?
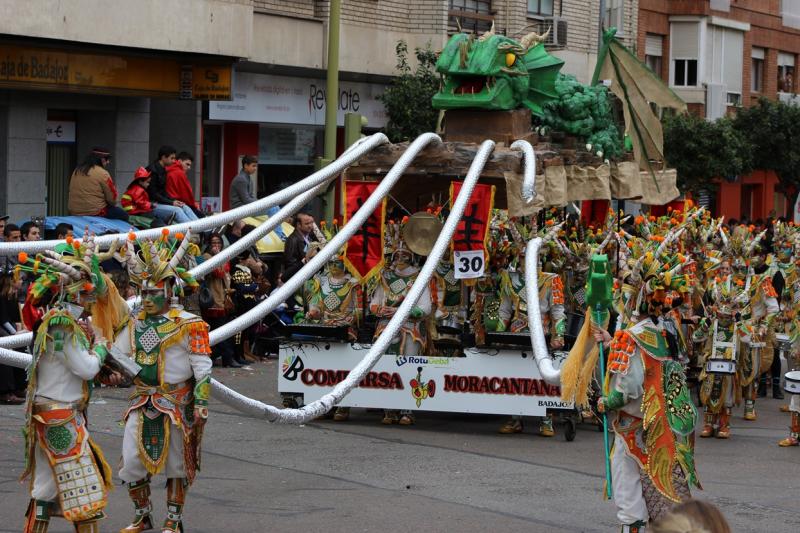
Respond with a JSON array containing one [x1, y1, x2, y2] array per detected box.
[[342, 181, 385, 283], [278, 344, 571, 416], [450, 181, 495, 254]]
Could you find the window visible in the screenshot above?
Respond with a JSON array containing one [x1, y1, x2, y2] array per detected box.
[[645, 33, 664, 79], [670, 22, 700, 87], [674, 60, 698, 86], [604, 0, 624, 34], [751, 47, 765, 93], [528, 0, 554, 16], [782, 0, 800, 29], [449, 0, 493, 34], [707, 25, 744, 104], [778, 51, 796, 93]]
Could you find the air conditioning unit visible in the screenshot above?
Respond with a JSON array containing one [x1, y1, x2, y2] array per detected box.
[[539, 16, 568, 48], [526, 17, 568, 48], [705, 83, 726, 120]]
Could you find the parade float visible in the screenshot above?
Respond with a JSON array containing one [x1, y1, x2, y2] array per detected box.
[[0, 29, 686, 434], [275, 28, 686, 438]]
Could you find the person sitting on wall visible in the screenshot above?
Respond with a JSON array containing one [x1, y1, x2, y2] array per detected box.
[[166, 151, 204, 218], [146, 145, 199, 223], [67, 147, 129, 221], [120, 167, 170, 228]]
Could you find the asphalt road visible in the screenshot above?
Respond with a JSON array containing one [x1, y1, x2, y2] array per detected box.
[[1, 359, 798, 532]]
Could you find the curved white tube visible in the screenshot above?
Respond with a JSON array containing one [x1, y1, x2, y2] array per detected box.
[[208, 132, 443, 345], [525, 237, 561, 385], [0, 133, 389, 256], [212, 139, 495, 423], [510, 139, 536, 204], [0, 332, 32, 348], [190, 180, 328, 279]]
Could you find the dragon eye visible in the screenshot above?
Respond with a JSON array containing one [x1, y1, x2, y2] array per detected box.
[[505, 53, 516, 67]]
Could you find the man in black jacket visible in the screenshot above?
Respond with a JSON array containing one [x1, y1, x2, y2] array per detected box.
[[281, 212, 317, 282], [146, 145, 199, 223]]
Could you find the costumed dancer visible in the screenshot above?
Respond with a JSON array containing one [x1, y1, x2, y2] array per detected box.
[[303, 247, 362, 422], [693, 259, 746, 439], [18, 236, 129, 533], [597, 251, 700, 531], [770, 222, 800, 446], [496, 220, 565, 436], [369, 234, 432, 426], [114, 231, 212, 533]]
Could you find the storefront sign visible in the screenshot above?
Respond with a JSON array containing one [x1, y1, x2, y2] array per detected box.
[[46, 120, 76, 143], [0, 45, 231, 99], [278, 344, 571, 416], [210, 72, 388, 127]]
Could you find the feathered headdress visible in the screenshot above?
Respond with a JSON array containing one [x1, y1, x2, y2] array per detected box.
[[125, 228, 198, 296]]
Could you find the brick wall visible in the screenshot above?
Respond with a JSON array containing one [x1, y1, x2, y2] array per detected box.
[[253, 1, 316, 19]]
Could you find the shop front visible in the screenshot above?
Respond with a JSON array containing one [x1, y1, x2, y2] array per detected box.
[[0, 40, 233, 221], [205, 71, 388, 212]]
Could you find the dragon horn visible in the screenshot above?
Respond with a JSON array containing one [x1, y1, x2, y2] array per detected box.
[[168, 230, 193, 269], [520, 26, 550, 49], [39, 255, 82, 281], [479, 20, 495, 41]]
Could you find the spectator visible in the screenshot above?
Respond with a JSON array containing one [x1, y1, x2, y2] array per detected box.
[[281, 211, 317, 285], [55, 222, 74, 240], [229, 155, 259, 209], [120, 167, 171, 227], [224, 220, 246, 247], [202, 233, 242, 368], [20, 221, 40, 241], [0, 214, 7, 242], [0, 267, 26, 404], [166, 151, 203, 218], [650, 499, 731, 533], [230, 249, 263, 363], [68, 147, 128, 221], [3, 223, 20, 242], [146, 145, 199, 222]]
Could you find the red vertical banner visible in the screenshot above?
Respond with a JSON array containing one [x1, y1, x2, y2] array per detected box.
[[450, 181, 495, 254], [342, 180, 386, 283]]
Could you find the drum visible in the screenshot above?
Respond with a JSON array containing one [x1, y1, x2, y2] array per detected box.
[[775, 333, 792, 355], [784, 370, 800, 394], [435, 316, 462, 346], [437, 315, 463, 335], [706, 358, 736, 374]]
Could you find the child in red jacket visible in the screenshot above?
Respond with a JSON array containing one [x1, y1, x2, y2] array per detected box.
[[121, 167, 169, 227]]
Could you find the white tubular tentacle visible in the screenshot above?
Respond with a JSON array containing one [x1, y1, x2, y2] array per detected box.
[[525, 238, 561, 385], [210, 137, 492, 424], [191, 180, 329, 279], [510, 140, 536, 204], [209, 132, 442, 344], [0, 332, 32, 349], [0, 133, 389, 256]]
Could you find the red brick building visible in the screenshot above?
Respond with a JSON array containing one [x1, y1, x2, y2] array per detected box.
[[638, 0, 800, 221]]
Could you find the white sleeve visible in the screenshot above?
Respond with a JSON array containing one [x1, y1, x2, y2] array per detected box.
[[54, 326, 102, 381], [112, 324, 133, 357], [189, 354, 212, 381]]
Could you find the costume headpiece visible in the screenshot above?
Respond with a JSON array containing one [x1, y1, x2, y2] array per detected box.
[[125, 229, 198, 296]]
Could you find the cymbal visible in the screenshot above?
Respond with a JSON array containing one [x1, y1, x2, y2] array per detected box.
[[402, 212, 443, 256]]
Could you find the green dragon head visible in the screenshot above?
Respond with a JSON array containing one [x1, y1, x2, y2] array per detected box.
[[432, 29, 564, 115]]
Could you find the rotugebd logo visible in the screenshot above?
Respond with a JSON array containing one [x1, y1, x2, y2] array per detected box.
[[282, 355, 304, 381]]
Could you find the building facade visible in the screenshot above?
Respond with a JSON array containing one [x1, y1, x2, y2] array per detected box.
[[2, 1, 641, 219], [638, 0, 800, 220]]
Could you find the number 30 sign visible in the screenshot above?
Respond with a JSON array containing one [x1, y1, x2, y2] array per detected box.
[[454, 250, 485, 279]]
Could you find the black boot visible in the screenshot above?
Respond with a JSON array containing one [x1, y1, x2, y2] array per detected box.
[[757, 374, 767, 398], [773, 381, 785, 400]]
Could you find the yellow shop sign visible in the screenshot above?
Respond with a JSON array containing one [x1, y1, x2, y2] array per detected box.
[[0, 45, 232, 100]]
